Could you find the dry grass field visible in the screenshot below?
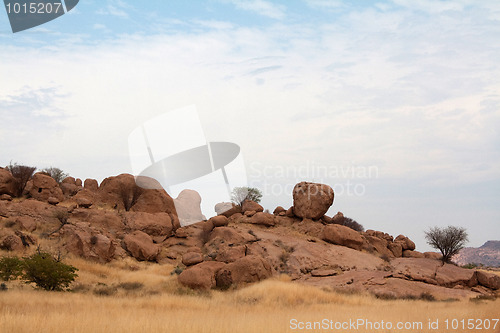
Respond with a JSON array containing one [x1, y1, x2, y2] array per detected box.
[[0, 256, 498, 333]]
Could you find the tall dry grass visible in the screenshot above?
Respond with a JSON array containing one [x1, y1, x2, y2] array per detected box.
[[0, 257, 498, 333]]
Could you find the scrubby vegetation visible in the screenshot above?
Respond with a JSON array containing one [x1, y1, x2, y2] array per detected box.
[[5, 162, 36, 197], [41, 167, 68, 184], [231, 187, 263, 206], [0, 250, 78, 291], [0, 258, 497, 333]]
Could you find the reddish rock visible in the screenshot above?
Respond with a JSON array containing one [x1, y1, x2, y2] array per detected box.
[[241, 200, 263, 213], [178, 261, 226, 290], [0, 168, 17, 197], [244, 210, 256, 217], [15, 216, 37, 232], [273, 206, 286, 215], [285, 207, 295, 218], [72, 209, 125, 234], [435, 263, 477, 287], [212, 245, 246, 263], [365, 235, 393, 257], [47, 197, 59, 205], [98, 174, 141, 210], [125, 212, 173, 237], [131, 189, 177, 215], [29, 173, 64, 202], [60, 177, 80, 197], [331, 212, 344, 224], [247, 212, 275, 227], [75, 179, 83, 187], [123, 231, 160, 261], [476, 270, 500, 290], [208, 227, 255, 245], [84, 179, 99, 191], [209, 215, 229, 228], [182, 252, 204, 266], [0, 234, 24, 251], [388, 242, 403, 257], [390, 258, 441, 285], [99, 174, 177, 218], [215, 202, 234, 215], [311, 269, 338, 277], [60, 182, 79, 196], [62, 226, 115, 263], [76, 197, 93, 208], [322, 224, 364, 250], [0, 194, 12, 201], [402, 250, 425, 258], [175, 228, 188, 238], [293, 182, 334, 220], [424, 252, 442, 260], [395, 235, 416, 251], [217, 255, 273, 285]]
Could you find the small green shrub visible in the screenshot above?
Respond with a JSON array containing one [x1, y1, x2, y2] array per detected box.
[[0, 257, 23, 281], [22, 251, 78, 291]]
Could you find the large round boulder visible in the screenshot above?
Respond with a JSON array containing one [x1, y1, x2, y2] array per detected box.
[[178, 261, 227, 290], [215, 255, 273, 286], [292, 182, 334, 220], [241, 200, 264, 213], [29, 172, 64, 202], [123, 231, 160, 261]]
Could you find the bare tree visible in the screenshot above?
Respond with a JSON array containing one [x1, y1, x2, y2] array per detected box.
[[230, 187, 262, 207], [424, 226, 468, 263], [41, 167, 68, 184], [6, 162, 36, 197]]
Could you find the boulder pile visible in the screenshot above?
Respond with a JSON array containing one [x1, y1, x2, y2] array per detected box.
[[0, 172, 498, 300]]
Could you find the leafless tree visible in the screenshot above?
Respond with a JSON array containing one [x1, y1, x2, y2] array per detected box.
[[6, 162, 36, 197]]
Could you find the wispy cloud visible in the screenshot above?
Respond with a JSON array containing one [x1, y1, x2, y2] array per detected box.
[[96, 0, 133, 18], [225, 0, 286, 19]]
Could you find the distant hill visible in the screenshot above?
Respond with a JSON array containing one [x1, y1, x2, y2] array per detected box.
[[453, 241, 500, 267]]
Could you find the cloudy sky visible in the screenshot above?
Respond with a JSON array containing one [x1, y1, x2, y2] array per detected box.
[[1, 0, 499, 251]]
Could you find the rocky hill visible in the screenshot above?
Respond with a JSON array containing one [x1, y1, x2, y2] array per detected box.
[[1, 168, 499, 300], [453, 241, 500, 267]]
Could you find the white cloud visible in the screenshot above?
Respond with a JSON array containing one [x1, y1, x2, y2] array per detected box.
[[1, 3, 500, 249], [226, 0, 286, 19], [96, 0, 133, 18]]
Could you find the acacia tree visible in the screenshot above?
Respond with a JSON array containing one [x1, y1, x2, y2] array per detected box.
[[424, 226, 468, 263], [230, 187, 262, 206]]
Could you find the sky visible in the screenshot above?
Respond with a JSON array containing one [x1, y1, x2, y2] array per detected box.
[[1, 0, 499, 251]]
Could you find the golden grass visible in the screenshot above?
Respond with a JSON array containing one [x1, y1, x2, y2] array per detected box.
[[0, 257, 498, 333]]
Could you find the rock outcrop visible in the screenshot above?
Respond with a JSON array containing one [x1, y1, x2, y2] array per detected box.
[[1, 174, 497, 300], [0, 168, 16, 197]]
